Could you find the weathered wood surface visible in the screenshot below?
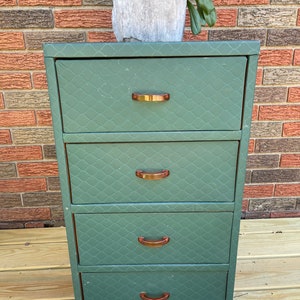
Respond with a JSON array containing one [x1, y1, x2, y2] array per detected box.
[[0, 218, 300, 299], [112, 0, 186, 42]]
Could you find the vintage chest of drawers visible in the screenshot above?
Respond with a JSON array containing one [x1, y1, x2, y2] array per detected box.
[[44, 41, 259, 300]]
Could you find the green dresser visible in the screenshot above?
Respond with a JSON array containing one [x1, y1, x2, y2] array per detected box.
[[44, 41, 259, 300]]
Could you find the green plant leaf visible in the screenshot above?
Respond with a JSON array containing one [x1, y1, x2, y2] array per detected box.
[[187, 0, 202, 35], [197, 0, 215, 14], [203, 8, 217, 27], [196, 0, 207, 26]]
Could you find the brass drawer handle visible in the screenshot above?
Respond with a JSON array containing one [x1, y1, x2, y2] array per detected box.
[[132, 93, 170, 102], [135, 169, 170, 180], [140, 292, 170, 300], [138, 236, 170, 248]]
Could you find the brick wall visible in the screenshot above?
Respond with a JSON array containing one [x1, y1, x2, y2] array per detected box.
[[0, 0, 299, 228]]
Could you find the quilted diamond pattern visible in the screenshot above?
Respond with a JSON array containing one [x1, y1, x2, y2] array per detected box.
[[67, 141, 238, 204], [75, 212, 232, 265], [82, 270, 227, 299], [56, 56, 246, 133]]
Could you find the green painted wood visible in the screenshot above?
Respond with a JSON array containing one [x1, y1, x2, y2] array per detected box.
[[75, 212, 233, 265], [82, 270, 228, 299], [70, 202, 235, 213], [63, 131, 242, 143], [67, 141, 238, 204], [44, 41, 260, 300], [43, 41, 260, 58], [56, 56, 246, 132]]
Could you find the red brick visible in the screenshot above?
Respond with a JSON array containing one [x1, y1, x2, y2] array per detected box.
[[259, 105, 300, 121], [0, 93, 4, 109], [0, 111, 36, 127], [214, 0, 268, 5], [294, 49, 300, 66], [183, 30, 208, 41], [87, 31, 116, 43], [0, 0, 16, 5], [252, 105, 259, 121], [19, 0, 81, 5], [243, 184, 274, 198], [55, 10, 112, 28], [215, 9, 237, 27], [32, 72, 48, 89], [0, 32, 25, 50], [0, 73, 32, 89], [271, 211, 300, 218], [288, 87, 300, 103], [0, 146, 42, 162], [0, 53, 45, 70], [248, 139, 255, 153], [0, 130, 12, 144], [256, 68, 263, 85], [18, 162, 59, 177], [280, 154, 300, 168], [259, 50, 293, 66], [36, 110, 52, 126], [283, 122, 300, 136], [242, 199, 249, 212], [0, 207, 51, 222], [275, 183, 300, 196], [25, 222, 45, 228], [0, 178, 47, 192]]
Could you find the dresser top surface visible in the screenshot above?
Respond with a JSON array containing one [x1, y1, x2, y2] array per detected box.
[[43, 41, 260, 58]]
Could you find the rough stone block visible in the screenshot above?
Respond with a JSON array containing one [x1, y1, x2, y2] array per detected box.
[[263, 67, 300, 85], [25, 31, 86, 50], [267, 29, 300, 46], [254, 87, 287, 103], [0, 10, 54, 29], [12, 128, 54, 144], [238, 8, 296, 27], [250, 121, 282, 137], [249, 198, 297, 211], [5, 91, 50, 109]]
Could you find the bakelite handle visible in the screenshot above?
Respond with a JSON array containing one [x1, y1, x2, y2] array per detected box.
[[138, 236, 170, 248], [132, 93, 170, 102], [135, 169, 170, 180], [140, 292, 170, 300]]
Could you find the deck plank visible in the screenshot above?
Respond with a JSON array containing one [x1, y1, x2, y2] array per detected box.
[[0, 218, 299, 299]]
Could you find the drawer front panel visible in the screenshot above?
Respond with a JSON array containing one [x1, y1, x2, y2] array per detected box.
[[75, 212, 233, 265], [56, 57, 247, 133], [82, 270, 227, 300], [67, 141, 238, 204]]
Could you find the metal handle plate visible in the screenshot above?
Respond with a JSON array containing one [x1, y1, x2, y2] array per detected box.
[[138, 236, 170, 248], [135, 169, 170, 180], [132, 93, 170, 102], [140, 292, 170, 300]]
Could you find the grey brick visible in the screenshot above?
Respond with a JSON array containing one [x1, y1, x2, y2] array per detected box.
[[238, 8, 296, 27], [255, 138, 300, 153], [26, 31, 86, 50], [267, 29, 300, 46], [263, 68, 300, 85], [23, 192, 62, 206], [12, 128, 54, 145], [0, 10, 54, 29], [0, 193, 22, 208], [271, 0, 300, 3], [296, 199, 300, 210], [247, 154, 279, 169], [43, 145, 57, 160], [250, 122, 282, 138], [249, 198, 297, 211], [252, 169, 300, 183], [50, 206, 64, 221], [48, 177, 61, 191], [245, 170, 252, 184], [5, 91, 50, 109], [254, 87, 287, 103], [83, 0, 112, 4], [0, 163, 16, 178], [209, 29, 266, 45], [242, 211, 271, 219]]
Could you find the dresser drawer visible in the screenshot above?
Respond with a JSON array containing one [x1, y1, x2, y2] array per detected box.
[[82, 270, 227, 300], [56, 56, 247, 133], [75, 212, 232, 265], [67, 141, 238, 204]]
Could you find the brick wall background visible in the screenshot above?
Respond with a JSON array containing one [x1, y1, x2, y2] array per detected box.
[[0, 0, 299, 228]]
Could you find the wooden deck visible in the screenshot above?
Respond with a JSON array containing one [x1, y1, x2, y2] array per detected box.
[[0, 218, 300, 299]]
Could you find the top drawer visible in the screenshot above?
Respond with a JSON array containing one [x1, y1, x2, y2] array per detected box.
[[56, 56, 247, 133]]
